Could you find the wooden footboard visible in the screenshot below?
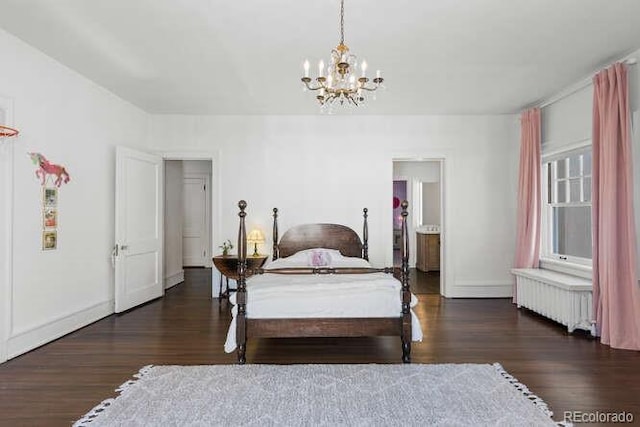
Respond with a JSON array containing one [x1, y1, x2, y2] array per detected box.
[[247, 318, 402, 338], [235, 200, 412, 364]]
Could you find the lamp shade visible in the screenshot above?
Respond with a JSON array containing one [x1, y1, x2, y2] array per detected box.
[[247, 229, 265, 244]]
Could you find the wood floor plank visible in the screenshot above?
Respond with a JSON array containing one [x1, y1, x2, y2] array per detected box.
[[0, 268, 638, 426]]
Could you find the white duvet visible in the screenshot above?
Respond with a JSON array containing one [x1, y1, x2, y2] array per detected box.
[[224, 249, 423, 353]]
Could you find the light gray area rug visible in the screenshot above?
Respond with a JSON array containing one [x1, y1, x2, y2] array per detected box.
[[75, 364, 562, 426]]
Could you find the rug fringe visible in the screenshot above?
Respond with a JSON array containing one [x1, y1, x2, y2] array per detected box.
[[492, 363, 572, 427], [115, 364, 154, 393], [72, 365, 154, 426], [72, 398, 115, 427]]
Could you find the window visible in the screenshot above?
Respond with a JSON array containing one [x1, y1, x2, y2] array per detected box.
[[543, 148, 592, 264]]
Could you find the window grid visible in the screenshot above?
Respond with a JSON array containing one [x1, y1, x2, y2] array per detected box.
[[543, 148, 592, 264]]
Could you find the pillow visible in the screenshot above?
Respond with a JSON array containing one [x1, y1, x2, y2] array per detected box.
[[263, 257, 306, 269], [263, 248, 341, 269], [329, 256, 371, 268], [308, 249, 332, 267], [263, 251, 372, 269]]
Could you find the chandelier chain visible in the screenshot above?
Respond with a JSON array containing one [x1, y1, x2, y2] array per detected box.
[[340, 0, 345, 45]]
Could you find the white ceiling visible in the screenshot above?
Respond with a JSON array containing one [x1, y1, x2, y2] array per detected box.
[[1, 0, 640, 115]]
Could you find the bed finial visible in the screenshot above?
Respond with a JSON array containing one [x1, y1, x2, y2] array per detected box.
[[400, 200, 411, 363], [272, 208, 279, 261], [237, 200, 248, 364], [362, 208, 369, 261]]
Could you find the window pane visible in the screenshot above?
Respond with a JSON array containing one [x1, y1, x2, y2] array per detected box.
[[557, 159, 567, 179], [547, 164, 552, 204], [569, 178, 581, 202], [552, 206, 592, 258], [584, 177, 592, 202], [569, 154, 581, 177], [583, 152, 592, 176], [556, 180, 567, 203]]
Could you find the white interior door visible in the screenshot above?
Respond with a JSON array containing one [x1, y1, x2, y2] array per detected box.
[[182, 175, 209, 267], [115, 146, 164, 313], [0, 101, 13, 362]]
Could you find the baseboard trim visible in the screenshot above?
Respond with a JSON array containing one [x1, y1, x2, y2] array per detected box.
[[7, 300, 113, 360], [448, 281, 513, 298], [164, 270, 184, 289]]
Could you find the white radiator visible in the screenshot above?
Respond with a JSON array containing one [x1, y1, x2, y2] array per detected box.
[[511, 268, 594, 335]]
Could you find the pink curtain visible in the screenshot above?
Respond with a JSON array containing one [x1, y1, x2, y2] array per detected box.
[[513, 109, 541, 301], [592, 63, 640, 350], [514, 108, 541, 268]]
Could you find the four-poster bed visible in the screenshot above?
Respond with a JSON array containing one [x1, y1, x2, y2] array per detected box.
[[227, 200, 418, 364]]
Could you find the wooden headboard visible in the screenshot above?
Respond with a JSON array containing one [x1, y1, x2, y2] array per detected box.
[[278, 224, 363, 259], [272, 208, 369, 261]]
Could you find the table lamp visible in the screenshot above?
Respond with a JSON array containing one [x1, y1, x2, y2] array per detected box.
[[247, 228, 265, 257]]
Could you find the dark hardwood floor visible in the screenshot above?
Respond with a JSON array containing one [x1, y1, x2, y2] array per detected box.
[[410, 268, 440, 294], [1, 268, 639, 426]]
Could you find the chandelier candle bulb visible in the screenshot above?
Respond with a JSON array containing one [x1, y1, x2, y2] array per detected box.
[[303, 60, 310, 77], [361, 60, 367, 77], [376, 70, 381, 78], [319, 60, 325, 77]]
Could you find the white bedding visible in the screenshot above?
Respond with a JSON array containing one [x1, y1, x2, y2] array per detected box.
[[224, 249, 423, 353]]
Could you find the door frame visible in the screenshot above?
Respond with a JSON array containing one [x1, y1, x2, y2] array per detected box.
[[1, 97, 15, 363], [159, 151, 219, 298], [392, 155, 449, 298], [182, 172, 211, 268]]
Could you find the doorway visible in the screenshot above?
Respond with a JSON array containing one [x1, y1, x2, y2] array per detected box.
[[163, 159, 214, 291], [392, 160, 443, 295]]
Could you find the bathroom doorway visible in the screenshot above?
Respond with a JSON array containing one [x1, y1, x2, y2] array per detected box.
[[392, 160, 442, 295]]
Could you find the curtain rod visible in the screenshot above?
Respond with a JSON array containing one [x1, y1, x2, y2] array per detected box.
[[537, 56, 637, 110]]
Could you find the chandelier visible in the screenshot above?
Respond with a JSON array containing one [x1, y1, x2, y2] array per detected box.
[[301, 0, 384, 110]]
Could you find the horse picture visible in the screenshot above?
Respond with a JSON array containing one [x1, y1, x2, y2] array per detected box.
[[28, 152, 71, 187]]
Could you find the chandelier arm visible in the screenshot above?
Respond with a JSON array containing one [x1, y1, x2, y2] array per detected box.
[[302, 80, 326, 91], [359, 85, 381, 92]]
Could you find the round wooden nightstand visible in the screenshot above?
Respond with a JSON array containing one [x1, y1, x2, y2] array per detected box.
[[212, 255, 268, 301]]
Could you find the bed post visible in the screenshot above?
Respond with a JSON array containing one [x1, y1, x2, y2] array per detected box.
[[362, 208, 369, 261], [400, 200, 411, 363], [272, 208, 279, 261], [237, 200, 248, 364]]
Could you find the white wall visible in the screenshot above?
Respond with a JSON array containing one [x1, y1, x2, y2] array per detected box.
[[150, 114, 520, 298], [423, 183, 441, 225], [164, 160, 184, 288], [393, 161, 440, 183], [0, 28, 150, 360], [183, 159, 212, 175]]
